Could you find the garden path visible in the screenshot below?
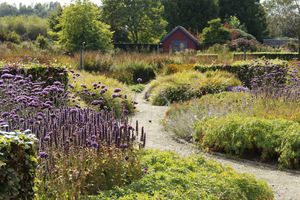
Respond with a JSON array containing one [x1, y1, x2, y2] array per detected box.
[[129, 92, 300, 200]]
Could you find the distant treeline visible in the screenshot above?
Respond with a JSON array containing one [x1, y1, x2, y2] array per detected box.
[[0, 2, 61, 18]]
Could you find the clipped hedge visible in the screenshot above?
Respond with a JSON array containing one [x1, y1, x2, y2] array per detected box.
[[0, 130, 37, 199], [0, 62, 69, 87], [194, 116, 300, 169], [194, 59, 287, 88], [93, 150, 273, 199], [233, 52, 299, 61]]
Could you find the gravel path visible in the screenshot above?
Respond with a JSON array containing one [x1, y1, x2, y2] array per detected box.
[[129, 93, 300, 200]]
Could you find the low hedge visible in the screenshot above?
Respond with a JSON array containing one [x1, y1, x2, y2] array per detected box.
[[0, 61, 69, 87], [0, 130, 37, 199], [233, 52, 299, 61], [194, 116, 300, 169], [194, 59, 287, 88], [92, 150, 273, 199]]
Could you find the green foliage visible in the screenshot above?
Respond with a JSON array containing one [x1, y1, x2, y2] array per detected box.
[[93, 149, 273, 199], [201, 18, 231, 45], [162, 0, 219, 34], [58, 0, 113, 52], [128, 84, 146, 93], [0, 130, 37, 199], [0, 61, 69, 87], [226, 39, 272, 52], [194, 116, 300, 168], [147, 70, 241, 106], [101, 0, 167, 44], [36, 34, 48, 49], [225, 16, 247, 32], [219, 0, 268, 40], [110, 60, 157, 85]]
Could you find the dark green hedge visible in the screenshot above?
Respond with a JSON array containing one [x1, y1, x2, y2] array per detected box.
[[234, 52, 299, 61], [0, 130, 37, 199], [0, 63, 69, 87]]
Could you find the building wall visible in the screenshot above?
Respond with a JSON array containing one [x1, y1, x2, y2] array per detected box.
[[162, 29, 197, 52]]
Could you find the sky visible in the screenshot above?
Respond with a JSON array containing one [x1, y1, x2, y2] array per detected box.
[[1, 0, 102, 7]]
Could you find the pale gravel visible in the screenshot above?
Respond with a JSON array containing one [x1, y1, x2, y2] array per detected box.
[[129, 93, 300, 200]]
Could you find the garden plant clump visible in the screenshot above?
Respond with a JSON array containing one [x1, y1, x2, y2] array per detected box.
[[145, 70, 241, 106], [163, 59, 300, 169], [0, 63, 146, 199], [93, 150, 273, 200]]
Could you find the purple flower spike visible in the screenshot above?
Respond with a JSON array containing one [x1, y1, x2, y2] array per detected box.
[[137, 78, 142, 83], [125, 156, 129, 160]]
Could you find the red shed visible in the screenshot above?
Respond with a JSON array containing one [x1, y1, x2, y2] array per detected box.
[[158, 26, 200, 52]]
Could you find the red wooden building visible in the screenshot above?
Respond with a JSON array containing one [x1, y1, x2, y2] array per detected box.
[[158, 26, 200, 52]]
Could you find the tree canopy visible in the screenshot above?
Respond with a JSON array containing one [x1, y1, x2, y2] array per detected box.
[[201, 18, 231, 45], [263, 0, 300, 40], [58, 0, 113, 52], [219, 0, 268, 41], [161, 0, 219, 33], [101, 0, 167, 44]]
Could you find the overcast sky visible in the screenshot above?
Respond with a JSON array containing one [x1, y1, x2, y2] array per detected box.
[[1, 0, 101, 7]]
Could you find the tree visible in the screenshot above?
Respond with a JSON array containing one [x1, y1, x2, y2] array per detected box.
[[58, 0, 113, 52], [219, 0, 268, 41], [101, 0, 167, 44], [263, 0, 300, 55], [263, 0, 299, 39], [201, 18, 231, 45], [162, 0, 219, 33]]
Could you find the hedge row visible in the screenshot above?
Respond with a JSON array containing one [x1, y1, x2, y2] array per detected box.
[[194, 59, 287, 88], [233, 52, 299, 61], [0, 62, 69, 87], [0, 130, 37, 199]]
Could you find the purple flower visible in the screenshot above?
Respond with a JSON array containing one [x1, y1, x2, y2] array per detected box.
[[137, 78, 142, 83], [1, 112, 9, 118], [125, 156, 129, 160], [39, 152, 48, 158], [114, 88, 122, 93], [44, 136, 50, 141], [81, 84, 87, 88], [91, 142, 99, 148], [53, 81, 61, 85], [75, 104, 81, 108], [112, 94, 118, 98]]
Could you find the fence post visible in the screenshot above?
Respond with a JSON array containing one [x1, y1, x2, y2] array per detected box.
[[82, 42, 85, 70], [243, 46, 246, 61]]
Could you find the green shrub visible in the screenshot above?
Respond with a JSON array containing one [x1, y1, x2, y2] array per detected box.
[[194, 116, 300, 168], [110, 60, 156, 85], [0, 61, 69, 87], [147, 70, 241, 106], [92, 150, 273, 199], [0, 130, 37, 199]]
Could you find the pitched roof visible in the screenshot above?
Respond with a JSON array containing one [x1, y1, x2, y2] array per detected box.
[[158, 26, 200, 44]]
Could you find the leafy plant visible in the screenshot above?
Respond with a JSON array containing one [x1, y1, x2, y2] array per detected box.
[[92, 150, 273, 200]]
